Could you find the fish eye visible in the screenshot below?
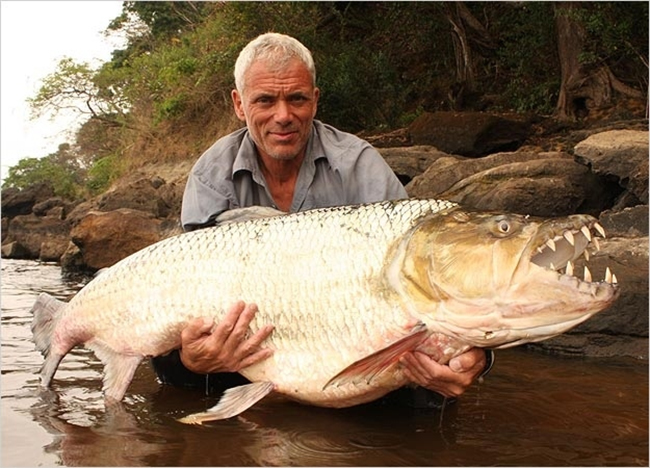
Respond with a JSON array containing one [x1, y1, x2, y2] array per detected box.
[[498, 220, 510, 233]]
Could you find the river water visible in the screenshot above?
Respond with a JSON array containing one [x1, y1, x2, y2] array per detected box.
[[1, 259, 647, 466]]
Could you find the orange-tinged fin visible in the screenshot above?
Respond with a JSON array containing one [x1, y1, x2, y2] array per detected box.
[[323, 321, 428, 390], [178, 381, 275, 425]]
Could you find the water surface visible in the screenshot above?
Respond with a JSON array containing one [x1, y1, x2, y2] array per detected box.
[[1, 259, 647, 466]]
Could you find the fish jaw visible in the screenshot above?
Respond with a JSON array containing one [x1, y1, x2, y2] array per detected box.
[[393, 209, 620, 349]]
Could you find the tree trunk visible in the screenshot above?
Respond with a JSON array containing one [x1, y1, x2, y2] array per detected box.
[[554, 2, 644, 120], [443, 2, 496, 109]]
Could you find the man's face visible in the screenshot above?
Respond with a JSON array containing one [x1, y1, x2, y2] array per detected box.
[[232, 58, 319, 162]]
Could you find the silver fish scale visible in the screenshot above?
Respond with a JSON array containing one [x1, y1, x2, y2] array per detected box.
[[57, 198, 457, 402]]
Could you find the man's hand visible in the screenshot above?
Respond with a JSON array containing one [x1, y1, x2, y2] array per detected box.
[[400, 348, 488, 398], [179, 301, 274, 374]]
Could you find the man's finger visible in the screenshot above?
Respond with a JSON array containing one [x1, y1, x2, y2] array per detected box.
[[181, 317, 214, 342], [210, 301, 248, 342]]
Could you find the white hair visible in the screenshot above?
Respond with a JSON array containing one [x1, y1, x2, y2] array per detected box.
[[234, 32, 316, 95]]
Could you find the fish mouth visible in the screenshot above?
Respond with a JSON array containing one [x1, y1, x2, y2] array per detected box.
[[527, 215, 619, 295]]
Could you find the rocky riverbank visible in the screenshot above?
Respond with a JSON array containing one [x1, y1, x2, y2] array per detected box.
[[2, 112, 648, 359]]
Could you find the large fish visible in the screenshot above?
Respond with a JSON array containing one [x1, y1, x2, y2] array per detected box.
[[31, 199, 619, 424]]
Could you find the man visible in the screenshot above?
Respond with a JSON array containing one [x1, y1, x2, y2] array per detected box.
[[152, 32, 492, 406]]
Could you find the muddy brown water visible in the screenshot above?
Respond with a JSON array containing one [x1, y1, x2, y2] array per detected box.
[[2, 259, 647, 466]]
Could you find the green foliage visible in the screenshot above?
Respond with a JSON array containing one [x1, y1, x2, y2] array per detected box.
[[16, 1, 646, 201], [86, 154, 121, 195], [2, 145, 84, 200]]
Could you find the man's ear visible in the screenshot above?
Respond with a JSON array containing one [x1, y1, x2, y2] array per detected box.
[[231, 89, 246, 122], [312, 87, 320, 117]]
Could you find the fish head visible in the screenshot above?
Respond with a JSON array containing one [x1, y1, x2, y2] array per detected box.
[[398, 209, 620, 348]]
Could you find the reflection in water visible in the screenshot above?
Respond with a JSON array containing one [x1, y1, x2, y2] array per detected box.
[[2, 260, 648, 466]]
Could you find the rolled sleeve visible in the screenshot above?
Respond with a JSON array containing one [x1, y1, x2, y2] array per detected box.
[[180, 172, 230, 231]]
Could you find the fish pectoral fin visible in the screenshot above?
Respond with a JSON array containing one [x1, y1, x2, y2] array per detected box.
[[323, 322, 428, 390], [178, 381, 275, 425]]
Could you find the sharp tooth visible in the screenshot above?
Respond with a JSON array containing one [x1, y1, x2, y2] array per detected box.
[[581, 226, 592, 241], [593, 237, 601, 251], [584, 249, 590, 261], [605, 267, 612, 283], [566, 261, 574, 276], [612, 273, 618, 284], [546, 239, 556, 251], [537, 246, 545, 254], [594, 222, 606, 238], [550, 262, 556, 271], [584, 265, 592, 282], [564, 231, 575, 246]]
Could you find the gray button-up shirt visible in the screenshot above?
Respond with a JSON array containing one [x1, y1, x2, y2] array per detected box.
[[181, 120, 407, 231]]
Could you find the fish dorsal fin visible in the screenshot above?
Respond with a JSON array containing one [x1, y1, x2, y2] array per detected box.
[[178, 381, 275, 425], [323, 322, 428, 390], [216, 206, 286, 224]]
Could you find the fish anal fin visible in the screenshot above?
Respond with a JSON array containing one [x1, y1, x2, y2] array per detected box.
[[90, 343, 143, 401], [178, 381, 275, 425], [323, 322, 428, 390]]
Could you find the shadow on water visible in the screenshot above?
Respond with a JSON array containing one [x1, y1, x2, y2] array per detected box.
[[2, 260, 648, 466], [24, 352, 648, 467]]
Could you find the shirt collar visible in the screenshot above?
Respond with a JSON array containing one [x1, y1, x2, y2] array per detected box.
[[232, 123, 328, 180]]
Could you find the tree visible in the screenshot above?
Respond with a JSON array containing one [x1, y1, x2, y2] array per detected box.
[[554, 2, 645, 120], [1, 144, 85, 199], [28, 57, 130, 128]]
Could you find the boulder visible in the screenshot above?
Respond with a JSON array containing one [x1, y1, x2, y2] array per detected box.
[[379, 145, 454, 185], [574, 130, 649, 205], [406, 151, 621, 217], [96, 177, 180, 218], [599, 205, 649, 238], [1, 183, 55, 218], [1, 213, 70, 259], [407, 111, 532, 157], [70, 209, 163, 271], [1, 241, 30, 259], [528, 236, 649, 359]]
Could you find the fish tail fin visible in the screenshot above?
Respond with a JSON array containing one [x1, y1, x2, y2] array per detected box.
[[30, 293, 67, 388], [30, 293, 65, 356], [178, 381, 275, 425]]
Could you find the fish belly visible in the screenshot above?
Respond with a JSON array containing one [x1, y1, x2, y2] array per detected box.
[[54, 199, 455, 404]]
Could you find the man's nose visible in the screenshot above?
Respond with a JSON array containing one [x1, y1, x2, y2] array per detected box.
[[274, 99, 292, 124]]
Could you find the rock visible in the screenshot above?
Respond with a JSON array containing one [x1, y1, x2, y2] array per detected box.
[[70, 209, 163, 271], [1, 183, 55, 218], [379, 146, 454, 185], [1, 241, 30, 259], [32, 197, 65, 217], [408, 111, 531, 157], [407, 151, 621, 217], [574, 130, 649, 205], [96, 177, 174, 218], [39, 238, 70, 262], [529, 236, 649, 359], [363, 127, 412, 148], [60, 242, 88, 274], [1, 213, 70, 259], [599, 205, 649, 238]]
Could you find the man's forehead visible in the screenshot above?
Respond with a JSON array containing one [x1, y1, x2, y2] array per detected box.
[[245, 58, 312, 82]]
